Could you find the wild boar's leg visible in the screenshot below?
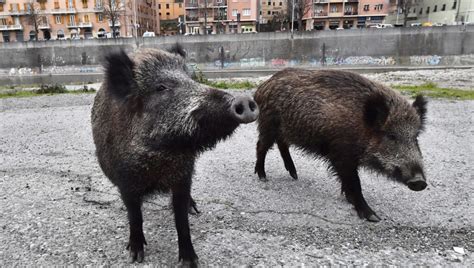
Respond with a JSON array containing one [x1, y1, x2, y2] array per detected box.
[[121, 192, 147, 263], [189, 196, 200, 215], [255, 138, 275, 181], [172, 183, 198, 265], [277, 139, 298, 180], [333, 162, 381, 222]]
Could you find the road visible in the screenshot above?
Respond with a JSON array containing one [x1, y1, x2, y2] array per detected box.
[[0, 93, 472, 266]]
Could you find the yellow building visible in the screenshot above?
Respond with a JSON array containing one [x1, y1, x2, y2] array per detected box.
[[158, 0, 184, 35], [0, 0, 160, 42]]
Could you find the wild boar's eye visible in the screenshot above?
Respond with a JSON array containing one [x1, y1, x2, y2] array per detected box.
[[387, 133, 397, 141], [156, 85, 167, 92]]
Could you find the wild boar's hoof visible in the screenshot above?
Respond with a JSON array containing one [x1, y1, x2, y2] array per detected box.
[[255, 168, 268, 182], [128, 247, 145, 263], [179, 259, 199, 268], [367, 214, 382, 222], [189, 198, 200, 215], [289, 171, 298, 180]]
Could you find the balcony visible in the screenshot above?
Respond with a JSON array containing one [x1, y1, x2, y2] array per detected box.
[[0, 24, 24, 31], [51, 8, 77, 14], [314, 11, 328, 17], [108, 21, 121, 27], [185, 3, 198, 9], [185, 16, 199, 21], [9, 9, 27, 16], [38, 23, 51, 29], [344, 11, 358, 16], [214, 15, 227, 20], [94, 6, 104, 12], [313, 0, 328, 3], [67, 22, 93, 28]]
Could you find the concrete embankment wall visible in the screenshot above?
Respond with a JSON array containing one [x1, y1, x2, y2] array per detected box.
[[0, 25, 472, 85]]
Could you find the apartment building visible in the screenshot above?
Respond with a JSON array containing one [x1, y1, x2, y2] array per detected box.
[[304, 0, 389, 30], [158, 0, 184, 34], [259, 0, 287, 29], [184, 0, 257, 34], [0, 0, 160, 42], [410, 0, 472, 25], [358, 0, 389, 27]]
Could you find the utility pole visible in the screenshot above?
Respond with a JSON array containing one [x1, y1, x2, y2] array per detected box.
[[291, 0, 295, 38], [204, 0, 208, 34]]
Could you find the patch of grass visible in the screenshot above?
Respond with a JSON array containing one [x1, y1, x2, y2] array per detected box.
[[0, 84, 96, 99], [203, 80, 257, 90], [394, 82, 474, 100]]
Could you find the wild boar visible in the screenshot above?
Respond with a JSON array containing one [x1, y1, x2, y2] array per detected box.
[[91, 46, 259, 264], [254, 68, 427, 222]]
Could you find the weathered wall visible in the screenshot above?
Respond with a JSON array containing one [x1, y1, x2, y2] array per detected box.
[[0, 25, 473, 72]]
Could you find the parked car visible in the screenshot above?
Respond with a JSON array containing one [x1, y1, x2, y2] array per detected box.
[[143, 31, 156, 37], [410, 23, 422, 27], [371, 23, 394, 29]]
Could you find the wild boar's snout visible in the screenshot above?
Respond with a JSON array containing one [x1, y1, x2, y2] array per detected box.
[[230, 96, 259, 124], [406, 172, 427, 191]]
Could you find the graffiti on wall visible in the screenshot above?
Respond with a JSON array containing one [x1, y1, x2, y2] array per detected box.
[[309, 56, 397, 66], [240, 58, 265, 68], [410, 55, 442, 66]]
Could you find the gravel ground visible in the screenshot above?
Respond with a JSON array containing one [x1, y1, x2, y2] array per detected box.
[[0, 72, 473, 266]]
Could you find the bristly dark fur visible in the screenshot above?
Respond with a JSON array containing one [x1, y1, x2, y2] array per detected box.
[[254, 68, 427, 223], [364, 93, 390, 129], [413, 95, 428, 130], [91, 48, 257, 264], [168, 43, 186, 58], [104, 49, 136, 98]]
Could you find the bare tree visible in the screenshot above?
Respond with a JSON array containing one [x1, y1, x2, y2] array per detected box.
[[103, 0, 124, 38], [23, 1, 46, 41], [397, 0, 421, 27], [287, 0, 312, 31]]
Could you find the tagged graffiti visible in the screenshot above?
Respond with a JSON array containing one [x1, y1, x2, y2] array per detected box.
[[240, 58, 265, 68], [309, 56, 397, 66], [271, 58, 288, 67], [410, 55, 442, 66]]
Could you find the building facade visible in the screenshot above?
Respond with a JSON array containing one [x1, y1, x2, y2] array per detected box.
[[184, 0, 257, 34], [0, 0, 160, 42], [410, 0, 472, 25], [259, 0, 287, 31], [158, 0, 184, 35], [303, 0, 390, 30]]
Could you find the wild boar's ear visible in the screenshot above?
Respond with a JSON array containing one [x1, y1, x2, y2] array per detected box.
[[413, 95, 427, 127], [364, 93, 389, 129], [168, 43, 186, 58], [104, 50, 136, 98]]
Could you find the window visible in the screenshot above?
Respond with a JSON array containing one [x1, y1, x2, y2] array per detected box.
[[279, 2, 282, 6], [452, 0, 457, 9], [272, 2, 275, 6], [0, 4, 3, 12], [331, 5, 337, 12], [158, 4, 161, 9], [82, 0, 88, 8], [69, 15, 75, 25], [0, 18, 6, 25], [267, 10, 270, 15], [412, 8, 416, 14], [159, 12, 161, 16], [166, 3, 169, 9], [442, 4, 446, 11], [179, 3, 182, 7], [243, 8, 250, 16], [419, 8, 422, 14], [426, 6, 430, 14], [166, 12, 170, 15], [363, 4, 369, 11], [232, 9, 237, 16], [267, 1, 271, 5], [433, 5, 437, 12], [55, 15, 61, 24], [98, 13, 103, 21]]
